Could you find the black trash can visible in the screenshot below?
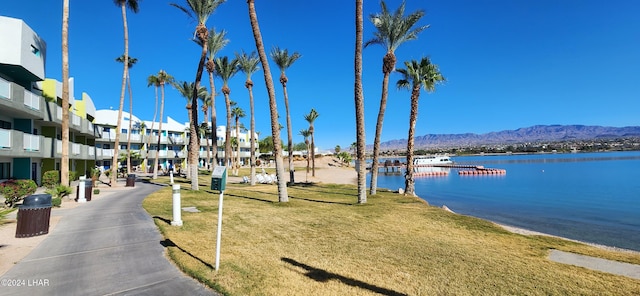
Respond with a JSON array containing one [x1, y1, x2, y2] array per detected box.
[[75, 179, 93, 201], [15, 194, 52, 238], [126, 174, 136, 187]]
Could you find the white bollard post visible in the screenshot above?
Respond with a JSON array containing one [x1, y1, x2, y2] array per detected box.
[[215, 190, 224, 271], [171, 184, 183, 226], [170, 171, 174, 184], [77, 176, 87, 203]]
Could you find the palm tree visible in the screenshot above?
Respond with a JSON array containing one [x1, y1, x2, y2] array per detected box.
[[299, 129, 311, 182], [153, 70, 174, 179], [231, 106, 245, 176], [199, 93, 212, 170], [116, 55, 138, 175], [396, 57, 444, 196], [236, 50, 260, 185], [270, 46, 301, 184], [246, 0, 288, 202], [61, 0, 70, 187], [145, 74, 161, 173], [354, 0, 367, 203], [303, 109, 319, 177], [213, 56, 239, 171], [111, 0, 140, 187], [202, 28, 229, 169], [171, 0, 225, 190], [172, 80, 209, 178], [365, 0, 428, 195]]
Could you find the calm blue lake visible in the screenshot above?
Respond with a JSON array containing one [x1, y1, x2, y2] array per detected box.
[[371, 151, 640, 251]]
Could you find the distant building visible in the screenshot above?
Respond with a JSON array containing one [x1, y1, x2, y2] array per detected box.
[[93, 111, 259, 172]]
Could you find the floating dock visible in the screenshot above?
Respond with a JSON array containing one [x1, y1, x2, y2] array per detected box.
[[373, 161, 506, 177]]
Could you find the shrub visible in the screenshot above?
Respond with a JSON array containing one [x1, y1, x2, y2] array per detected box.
[[46, 185, 72, 200], [51, 197, 62, 207], [69, 171, 79, 181], [93, 188, 100, 195], [1, 179, 37, 208], [43, 170, 60, 189], [90, 167, 101, 179]]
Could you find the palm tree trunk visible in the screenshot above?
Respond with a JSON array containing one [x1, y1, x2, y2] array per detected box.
[[189, 34, 208, 191], [186, 106, 193, 180], [203, 109, 211, 170], [224, 92, 232, 170], [310, 128, 316, 177], [235, 117, 240, 176], [111, 3, 129, 187], [145, 85, 158, 173], [282, 84, 294, 184], [208, 70, 218, 169], [126, 72, 133, 175], [153, 83, 165, 179], [355, 0, 367, 203], [61, 0, 70, 187], [249, 86, 256, 185], [247, 0, 288, 202], [405, 86, 420, 196], [370, 54, 394, 195]]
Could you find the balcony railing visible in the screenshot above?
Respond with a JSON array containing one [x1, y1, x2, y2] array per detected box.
[[72, 143, 80, 155], [71, 113, 81, 127], [0, 78, 10, 100], [0, 129, 11, 149], [103, 149, 114, 157], [23, 89, 40, 111], [23, 134, 40, 152]]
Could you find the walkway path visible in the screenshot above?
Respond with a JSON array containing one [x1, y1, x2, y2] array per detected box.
[[0, 181, 216, 295]]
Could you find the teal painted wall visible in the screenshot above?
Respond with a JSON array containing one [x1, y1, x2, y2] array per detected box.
[[13, 158, 30, 179]]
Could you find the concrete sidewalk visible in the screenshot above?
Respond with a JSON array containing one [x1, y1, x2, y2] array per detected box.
[[0, 180, 216, 295]]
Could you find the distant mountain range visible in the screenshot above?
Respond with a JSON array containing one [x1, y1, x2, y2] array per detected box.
[[379, 125, 640, 150]]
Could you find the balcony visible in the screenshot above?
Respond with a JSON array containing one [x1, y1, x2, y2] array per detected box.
[[0, 78, 43, 119], [0, 128, 43, 158]]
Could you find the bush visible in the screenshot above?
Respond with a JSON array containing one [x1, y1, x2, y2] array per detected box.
[[93, 188, 100, 195], [1, 179, 37, 208], [46, 185, 72, 200], [43, 170, 60, 189], [69, 171, 79, 181], [51, 197, 62, 207]]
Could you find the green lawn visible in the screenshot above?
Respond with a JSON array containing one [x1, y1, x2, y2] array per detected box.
[[143, 175, 640, 295]]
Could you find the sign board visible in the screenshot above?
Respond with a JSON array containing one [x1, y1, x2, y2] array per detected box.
[[211, 166, 227, 191]]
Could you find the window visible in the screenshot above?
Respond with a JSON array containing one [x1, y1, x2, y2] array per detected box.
[[120, 145, 127, 149], [131, 144, 140, 150], [31, 45, 40, 57], [0, 162, 10, 179], [103, 127, 110, 132], [121, 129, 128, 134], [0, 120, 11, 129]]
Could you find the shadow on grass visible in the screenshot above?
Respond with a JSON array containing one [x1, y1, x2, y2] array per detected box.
[[289, 184, 358, 198], [224, 192, 276, 204], [153, 216, 172, 225], [281, 257, 407, 296], [161, 238, 214, 270], [288, 195, 354, 206]]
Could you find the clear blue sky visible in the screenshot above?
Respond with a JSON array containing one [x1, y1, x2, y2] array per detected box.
[[4, 0, 639, 150]]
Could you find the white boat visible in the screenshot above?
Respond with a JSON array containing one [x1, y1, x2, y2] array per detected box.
[[413, 155, 453, 166]]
